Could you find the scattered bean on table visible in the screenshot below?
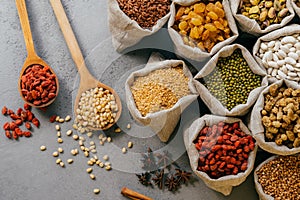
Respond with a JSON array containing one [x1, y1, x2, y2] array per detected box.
[[194, 121, 255, 179], [261, 84, 300, 148], [257, 33, 300, 83], [201, 49, 262, 110], [173, 1, 231, 52], [239, 0, 290, 29], [256, 155, 300, 200]]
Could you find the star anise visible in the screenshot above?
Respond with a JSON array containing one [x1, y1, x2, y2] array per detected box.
[[152, 169, 165, 189], [141, 148, 157, 171], [156, 150, 172, 169], [175, 168, 192, 184], [136, 172, 152, 186], [165, 174, 180, 192]]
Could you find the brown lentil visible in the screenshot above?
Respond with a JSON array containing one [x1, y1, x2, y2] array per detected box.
[[116, 0, 171, 29], [256, 155, 300, 200], [131, 66, 190, 116]]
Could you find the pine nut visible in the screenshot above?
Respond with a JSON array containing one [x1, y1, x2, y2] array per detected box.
[[107, 137, 112, 143], [67, 159, 73, 164], [122, 147, 127, 153], [127, 123, 131, 129], [87, 132, 93, 138], [59, 162, 65, 167], [114, 128, 121, 133], [66, 130, 73, 136], [73, 135, 79, 140], [86, 168, 93, 173], [59, 118, 64, 123], [93, 188, 100, 194], [53, 151, 59, 157], [56, 158, 62, 164], [65, 115, 71, 122], [55, 125, 60, 131], [89, 174, 95, 180], [57, 131, 61, 137], [57, 138, 63, 143], [127, 141, 133, 148], [58, 147, 64, 153], [103, 155, 109, 161]]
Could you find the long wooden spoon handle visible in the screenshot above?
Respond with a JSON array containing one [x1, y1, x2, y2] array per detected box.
[[15, 0, 36, 57], [50, 0, 87, 74]]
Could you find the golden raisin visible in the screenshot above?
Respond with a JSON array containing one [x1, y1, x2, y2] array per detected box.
[[204, 23, 217, 32], [194, 3, 206, 14]]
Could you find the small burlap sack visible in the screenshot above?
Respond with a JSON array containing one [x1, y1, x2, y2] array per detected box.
[[292, 0, 300, 18], [253, 24, 300, 84], [253, 155, 278, 200], [183, 114, 257, 196], [168, 0, 239, 61], [193, 44, 268, 116], [230, 0, 295, 36], [107, 0, 171, 52], [125, 53, 198, 142], [249, 79, 300, 155]]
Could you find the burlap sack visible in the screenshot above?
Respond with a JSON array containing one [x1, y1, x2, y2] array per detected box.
[[292, 0, 300, 18], [168, 0, 239, 61], [249, 79, 300, 155], [183, 114, 258, 196], [253, 24, 300, 84], [125, 53, 198, 142], [230, 0, 295, 36], [107, 0, 171, 52], [193, 44, 268, 116], [253, 155, 278, 200]]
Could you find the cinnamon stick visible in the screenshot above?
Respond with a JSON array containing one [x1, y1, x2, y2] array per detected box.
[[121, 187, 153, 200]]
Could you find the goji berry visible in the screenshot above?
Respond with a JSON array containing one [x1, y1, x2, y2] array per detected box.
[[15, 119, 23, 126], [9, 122, 17, 130], [12, 131, 18, 140], [2, 106, 7, 115], [3, 122, 10, 130], [15, 128, 23, 136], [25, 122, 31, 130], [23, 131, 31, 137], [10, 114, 20, 120], [32, 118, 39, 128], [26, 110, 33, 121], [24, 103, 31, 110], [5, 130, 11, 139]]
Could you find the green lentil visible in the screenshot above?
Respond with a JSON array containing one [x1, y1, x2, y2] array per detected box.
[[201, 49, 262, 111]]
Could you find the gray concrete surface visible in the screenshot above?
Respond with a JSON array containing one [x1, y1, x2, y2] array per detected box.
[[0, 1, 261, 199]]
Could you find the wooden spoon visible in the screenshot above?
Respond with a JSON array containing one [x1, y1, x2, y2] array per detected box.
[[50, 0, 122, 130], [16, 0, 59, 108]]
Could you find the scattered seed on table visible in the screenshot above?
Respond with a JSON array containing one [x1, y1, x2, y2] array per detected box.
[[127, 142, 133, 148], [84, 147, 89, 152], [73, 135, 79, 140], [66, 130, 72, 136], [88, 160, 94, 166], [40, 145, 46, 151], [55, 116, 60, 122], [96, 160, 101, 165], [71, 149, 77, 156], [59, 162, 65, 167], [93, 155, 98, 160], [80, 146, 85, 151], [89, 174, 95, 180], [79, 136, 85, 141], [74, 149, 79, 154], [55, 125, 60, 131], [84, 151, 89, 157], [65, 115, 71, 122], [53, 151, 59, 157], [114, 128, 121, 133], [67, 159, 73, 164], [98, 134, 104, 140], [56, 158, 62, 164], [57, 138, 63, 143], [89, 145, 96, 150], [104, 162, 110, 166], [107, 137, 112, 143], [122, 147, 127, 153], [89, 141, 95, 146], [87, 132, 93, 138], [90, 158, 96, 163], [127, 123, 131, 129], [86, 168, 93, 173], [57, 131, 61, 137], [91, 149, 97, 154], [58, 118, 64, 123], [99, 141, 104, 146], [58, 147, 64, 153], [103, 155, 109, 161], [102, 137, 107, 142], [72, 124, 78, 130], [105, 165, 111, 171], [93, 188, 100, 194], [99, 162, 104, 168], [79, 140, 83, 146]]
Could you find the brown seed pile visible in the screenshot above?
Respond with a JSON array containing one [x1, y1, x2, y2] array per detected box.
[[116, 0, 171, 28], [20, 64, 57, 106], [238, 0, 290, 30], [130, 66, 190, 116], [261, 84, 300, 148], [173, 1, 231, 52], [256, 155, 300, 200]]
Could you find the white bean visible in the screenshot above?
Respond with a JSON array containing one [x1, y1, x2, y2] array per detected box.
[[288, 52, 299, 60], [277, 59, 285, 67], [278, 70, 287, 79], [267, 40, 275, 48], [281, 36, 297, 44], [271, 69, 278, 77], [280, 45, 290, 53], [288, 72, 297, 77], [285, 57, 296, 65], [278, 50, 287, 58], [285, 64, 295, 71], [260, 42, 268, 51], [268, 61, 279, 69]]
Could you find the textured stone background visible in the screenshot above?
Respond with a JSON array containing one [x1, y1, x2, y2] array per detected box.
[[0, 1, 261, 199]]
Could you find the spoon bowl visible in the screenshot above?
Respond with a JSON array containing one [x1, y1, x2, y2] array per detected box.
[[16, 0, 59, 108], [50, 0, 122, 130]]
